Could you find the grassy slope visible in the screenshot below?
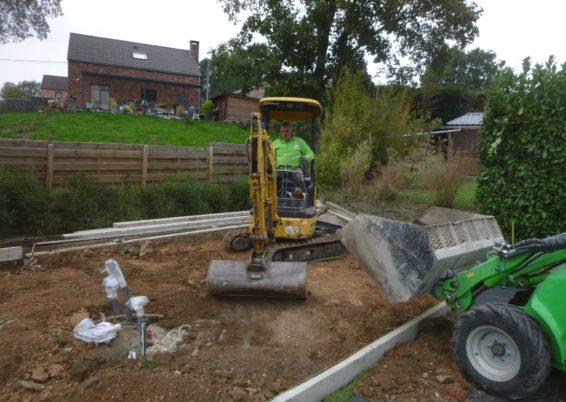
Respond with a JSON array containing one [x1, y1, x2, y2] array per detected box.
[[0, 112, 250, 147]]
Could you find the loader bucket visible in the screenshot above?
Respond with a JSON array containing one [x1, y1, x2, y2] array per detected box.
[[207, 259, 307, 298], [338, 213, 503, 303]]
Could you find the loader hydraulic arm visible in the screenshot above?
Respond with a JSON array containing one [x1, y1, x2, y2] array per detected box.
[[433, 238, 566, 311], [248, 113, 279, 269]]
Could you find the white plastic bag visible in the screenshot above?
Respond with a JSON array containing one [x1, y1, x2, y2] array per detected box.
[[73, 318, 121, 344]]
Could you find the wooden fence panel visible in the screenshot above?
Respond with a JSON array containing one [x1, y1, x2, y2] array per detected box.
[[0, 139, 250, 188], [211, 143, 247, 180]]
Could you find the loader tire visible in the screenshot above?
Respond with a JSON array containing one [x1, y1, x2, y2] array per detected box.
[[452, 303, 551, 400]]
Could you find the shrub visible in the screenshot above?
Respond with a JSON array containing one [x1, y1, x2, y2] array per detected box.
[[201, 100, 214, 121], [318, 71, 439, 189], [0, 168, 252, 238], [373, 150, 410, 201], [476, 58, 566, 239], [339, 140, 372, 198], [109, 185, 146, 222], [422, 147, 471, 207], [55, 173, 112, 230], [0, 167, 56, 236], [228, 175, 251, 211]]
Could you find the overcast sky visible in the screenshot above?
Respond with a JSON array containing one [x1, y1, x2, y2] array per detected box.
[[1, 0, 565, 91]]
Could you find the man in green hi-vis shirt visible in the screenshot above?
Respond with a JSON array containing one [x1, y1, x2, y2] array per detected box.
[[273, 122, 314, 169]]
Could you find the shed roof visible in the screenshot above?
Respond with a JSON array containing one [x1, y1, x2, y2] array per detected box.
[[210, 92, 260, 102], [41, 75, 68, 91], [67, 33, 200, 77], [446, 112, 484, 126]]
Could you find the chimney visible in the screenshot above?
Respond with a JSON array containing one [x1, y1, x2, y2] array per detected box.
[[190, 40, 200, 63]]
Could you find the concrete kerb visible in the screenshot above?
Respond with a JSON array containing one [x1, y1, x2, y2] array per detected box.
[[271, 302, 450, 402], [0, 246, 23, 262]]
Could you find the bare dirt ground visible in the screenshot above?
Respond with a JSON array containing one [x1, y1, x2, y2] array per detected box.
[[0, 232, 443, 402]]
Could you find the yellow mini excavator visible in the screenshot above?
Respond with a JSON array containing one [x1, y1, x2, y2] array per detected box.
[[206, 97, 346, 298]]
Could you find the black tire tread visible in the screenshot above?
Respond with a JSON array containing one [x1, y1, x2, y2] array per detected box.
[[452, 303, 551, 400]]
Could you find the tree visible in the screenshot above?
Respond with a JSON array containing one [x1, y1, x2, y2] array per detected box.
[[421, 46, 500, 91], [202, 39, 277, 97], [420, 46, 501, 122], [476, 58, 566, 239], [0, 0, 63, 43], [220, 0, 482, 99], [0, 81, 40, 100], [18, 80, 41, 98], [0, 82, 26, 100]]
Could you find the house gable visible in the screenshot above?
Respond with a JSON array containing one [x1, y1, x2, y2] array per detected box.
[[67, 33, 200, 77], [41, 75, 68, 91]]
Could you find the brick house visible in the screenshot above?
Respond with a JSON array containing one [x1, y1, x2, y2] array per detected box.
[[67, 33, 200, 111], [40, 75, 68, 99]]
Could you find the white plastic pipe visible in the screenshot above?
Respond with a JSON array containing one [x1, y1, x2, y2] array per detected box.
[[102, 276, 121, 317]]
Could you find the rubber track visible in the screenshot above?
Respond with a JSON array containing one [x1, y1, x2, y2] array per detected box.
[[264, 234, 348, 263]]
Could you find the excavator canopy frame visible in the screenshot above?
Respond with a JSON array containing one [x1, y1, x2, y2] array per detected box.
[[259, 97, 322, 121]]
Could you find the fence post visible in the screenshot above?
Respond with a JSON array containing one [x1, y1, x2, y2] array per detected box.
[[47, 144, 54, 190], [208, 146, 214, 180], [141, 145, 149, 186]]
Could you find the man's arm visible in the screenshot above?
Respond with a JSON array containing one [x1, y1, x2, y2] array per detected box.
[[299, 138, 314, 162]]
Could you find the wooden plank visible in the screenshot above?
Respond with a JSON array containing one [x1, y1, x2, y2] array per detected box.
[[47, 144, 54, 190], [54, 148, 143, 159], [0, 161, 46, 168], [53, 162, 142, 171], [213, 157, 248, 165], [52, 141, 141, 151], [208, 146, 214, 180], [52, 175, 142, 184], [213, 148, 247, 156], [147, 161, 208, 170], [213, 144, 247, 152], [0, 247, 23, 262], [0, 139, 48, 148], [150, 144, 203, 152], [0, 147, 48, 158], [0, 156, 46, 163], [148, 149, 208, 159], [141, 145, 149, 186], [214, 166, 248, 174]]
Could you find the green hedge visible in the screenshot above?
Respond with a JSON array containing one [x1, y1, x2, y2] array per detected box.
[[476, 58, 566, 240], [0, 169, 250, 238]]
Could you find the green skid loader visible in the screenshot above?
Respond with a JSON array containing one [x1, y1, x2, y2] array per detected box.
[[432, 233, 566, 400], [339, 214, 566, 400]]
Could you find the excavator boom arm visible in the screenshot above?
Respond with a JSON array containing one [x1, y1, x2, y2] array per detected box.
[[248, 113, 279, 259]]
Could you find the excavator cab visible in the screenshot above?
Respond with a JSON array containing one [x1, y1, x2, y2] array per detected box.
[[207, 97, 324, 298], [261, 97, 322, 241]]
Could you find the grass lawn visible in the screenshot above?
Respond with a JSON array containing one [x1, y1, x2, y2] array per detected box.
[[398, 179, 477, 212], [0, 112, 250, 147]]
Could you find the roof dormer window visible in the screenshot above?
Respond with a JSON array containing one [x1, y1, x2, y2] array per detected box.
[[132, 51, 148, 60]]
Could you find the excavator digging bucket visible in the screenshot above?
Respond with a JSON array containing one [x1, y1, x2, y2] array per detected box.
[[207, 259, 307, 298], [338, 212, 503, 303]]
